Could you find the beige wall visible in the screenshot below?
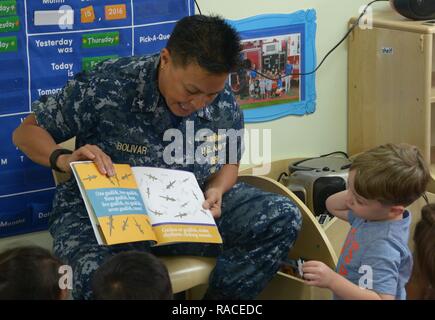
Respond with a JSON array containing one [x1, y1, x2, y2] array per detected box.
[[198, 0, 390, 164]]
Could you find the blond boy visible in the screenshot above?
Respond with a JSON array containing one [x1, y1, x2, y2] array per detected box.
[[303, 143, 430, 300]]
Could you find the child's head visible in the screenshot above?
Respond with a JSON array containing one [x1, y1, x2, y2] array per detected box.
[[92, 251, 173, 300], [413, 203, 435, 299], [0, 246, 67, 300], [347, 143, 430, 221]]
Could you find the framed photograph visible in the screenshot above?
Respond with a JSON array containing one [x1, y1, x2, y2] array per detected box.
[[227, 10, 317, 123]]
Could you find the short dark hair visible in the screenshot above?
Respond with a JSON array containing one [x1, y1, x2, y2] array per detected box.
[[92, 251, 173, 300], [0, 246, 64, 300], [166, 14, 242, 74]]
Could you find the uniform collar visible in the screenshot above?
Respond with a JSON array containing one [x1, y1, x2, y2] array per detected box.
[[196, 104, 214, 121], [131, 53, 161, 113]]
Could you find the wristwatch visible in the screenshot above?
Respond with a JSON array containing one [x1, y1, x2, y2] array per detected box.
[[49, 148, 73, 173]]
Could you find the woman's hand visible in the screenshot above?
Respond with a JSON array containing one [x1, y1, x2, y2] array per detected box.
[[57, 144, 115, 176], [203, 187, 223, 219]]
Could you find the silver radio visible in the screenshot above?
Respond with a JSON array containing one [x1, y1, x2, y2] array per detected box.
[[283, 153, 351, 224]]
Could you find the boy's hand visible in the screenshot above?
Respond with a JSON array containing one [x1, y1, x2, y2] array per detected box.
[[203, 187, 223, 219], [302, 260, 337, 289]]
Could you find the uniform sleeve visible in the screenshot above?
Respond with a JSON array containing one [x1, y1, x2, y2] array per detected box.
[[360, 239, 402, 297], [32, 67, 101, 144], [222, 85, 245, 164]]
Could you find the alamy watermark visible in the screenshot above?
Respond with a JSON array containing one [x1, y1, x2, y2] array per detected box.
[[358, 265, 374, 290], [162, 121, 272, 175], [58, 5, 74, 30], [358, 5, 373, 30], [58, 265, 73, 290]]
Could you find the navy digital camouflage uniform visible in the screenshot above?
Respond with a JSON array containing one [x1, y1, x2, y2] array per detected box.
[[32, 53, 302, 300]]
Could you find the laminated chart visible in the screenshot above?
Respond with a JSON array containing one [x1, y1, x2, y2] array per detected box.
[[0, 0, 193, 238]]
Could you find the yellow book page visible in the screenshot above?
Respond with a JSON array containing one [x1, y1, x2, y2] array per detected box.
[[74, 162, 138, 190], [99, 214, 156, 245], [153, 224, 222, 245], [72, 162, 156, 245]]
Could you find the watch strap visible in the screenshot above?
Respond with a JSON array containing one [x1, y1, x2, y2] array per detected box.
[[49, 148, 73, 173]]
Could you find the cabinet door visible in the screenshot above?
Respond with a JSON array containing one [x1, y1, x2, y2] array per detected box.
[[348, 26, 432, 160]]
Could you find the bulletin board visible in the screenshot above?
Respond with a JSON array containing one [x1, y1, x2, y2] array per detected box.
[[0, 0, 194, 238], [228, 10, 317, 122]]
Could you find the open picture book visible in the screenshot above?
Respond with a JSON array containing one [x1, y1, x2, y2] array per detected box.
[[70, 161, 222, 246]]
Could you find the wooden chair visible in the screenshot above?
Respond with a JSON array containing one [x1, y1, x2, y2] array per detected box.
[[237, 174, 338, 300], [186, 173, 340, 300], [235, 160, 346, 300], [53, 141, 339, 298]]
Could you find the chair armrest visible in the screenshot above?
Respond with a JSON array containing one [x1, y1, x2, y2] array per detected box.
[[238, 174, 338, 269]]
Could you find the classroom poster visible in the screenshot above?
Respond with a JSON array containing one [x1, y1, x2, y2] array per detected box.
[[0, 0, 194, 238]]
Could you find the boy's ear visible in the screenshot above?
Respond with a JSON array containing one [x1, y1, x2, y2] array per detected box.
[[160, 48, 171, 68], [389, 205, 405, 217]]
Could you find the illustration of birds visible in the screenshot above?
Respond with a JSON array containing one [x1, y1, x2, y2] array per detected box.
[[160, 195, 176, 202], [200, 209, 210, 216], [166, 180, 176, 189], [150, 209, 164, 216], [133, 217, 144, 234], [146, 174, 158, 181], [107, 175, 119, 186], [113, 174, 120, 186], [83, 175, 97, 182], [122, 217, 129, 231], [107, 216, 115, 236], [121, 173, 132, 180]]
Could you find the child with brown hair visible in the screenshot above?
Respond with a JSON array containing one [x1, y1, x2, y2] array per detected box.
[[407, 203, 435, 299], [302, 143, 431, 300], [0, 246, 69, 300]]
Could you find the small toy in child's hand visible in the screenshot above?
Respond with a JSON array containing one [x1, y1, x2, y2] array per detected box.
[[317, 213, 331, 225], [297, 258, 304, 278], [280, 257, 305, 279]]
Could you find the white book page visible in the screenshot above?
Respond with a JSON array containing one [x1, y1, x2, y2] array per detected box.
[[132, 167, 216, 226]]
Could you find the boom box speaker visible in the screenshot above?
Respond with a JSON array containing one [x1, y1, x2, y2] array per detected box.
[[390, 0, 435, 20], [285, 153, 351, 220]]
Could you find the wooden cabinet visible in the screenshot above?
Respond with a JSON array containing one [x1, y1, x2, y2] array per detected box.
[[348, 11, 435, 177], [348, 14, 435, 299]]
